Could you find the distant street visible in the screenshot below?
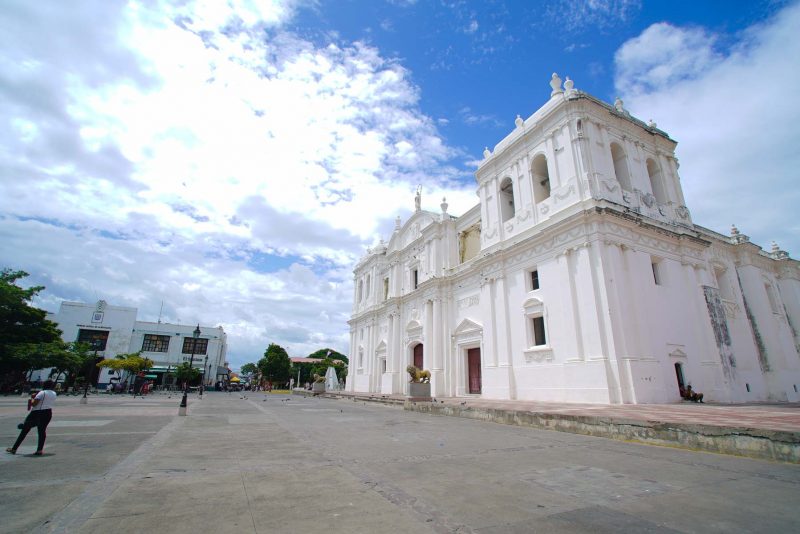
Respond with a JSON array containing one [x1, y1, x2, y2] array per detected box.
[[1, 392, 798, 533]]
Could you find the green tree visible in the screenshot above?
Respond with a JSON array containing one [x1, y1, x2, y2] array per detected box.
[[258, 343, 291, 385], [306, 348, 348, 364], [48, 341, 95, 387], [97, 352, 154, 386], [174, 361, 200, 385], [240, 362, 258, 377], [0, 269, 62, 386]]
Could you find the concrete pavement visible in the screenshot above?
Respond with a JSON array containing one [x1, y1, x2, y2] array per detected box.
[[325, 392, 800, 463], [1, 391, 799, 533]]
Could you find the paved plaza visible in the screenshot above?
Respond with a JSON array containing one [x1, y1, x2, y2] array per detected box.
[[1, 392, 799, 533]]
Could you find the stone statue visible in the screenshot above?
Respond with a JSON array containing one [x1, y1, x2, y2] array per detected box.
[[406, 365, 430, 383], [414, 185, 422, 211], [313, 373, 325, 384]]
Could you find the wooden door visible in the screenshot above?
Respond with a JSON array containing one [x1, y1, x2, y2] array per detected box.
[[413, 344, 423, 369], [467, 348, 481, 394]]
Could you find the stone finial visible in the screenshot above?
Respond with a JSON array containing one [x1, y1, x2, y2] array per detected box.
[[614, 97, 624, 112], [515, 115, 523, 128], [769, 241, 790, 260], [395, 215, 401, 231], [648, 119, 657, 128], [564, 76, 574, 95], [414, 184, 422, 211], [730, 224, 750, 245], [483, 146, 491, 158], [440, 197, 448, 215], [550, 73, 563, 96]]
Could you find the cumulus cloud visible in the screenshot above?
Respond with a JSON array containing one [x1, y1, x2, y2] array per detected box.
[[615, 22, 720, 95], [0, 0, 477, 367], [614, 2, 800, 256]]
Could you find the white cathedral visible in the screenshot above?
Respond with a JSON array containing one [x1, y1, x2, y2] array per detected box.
[[347, 73, 800, 404]]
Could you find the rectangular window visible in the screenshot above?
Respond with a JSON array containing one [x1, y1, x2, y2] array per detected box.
[[142, 334, 170, 353], [182, 337, 208, 355], [651, 260, 662, 286], [383, 278, 389, 300], [532, 316, 546, 346], [530, 269, 540, 291], [381, 359, 387, 373], [77, 329, 109, 351], [413, 269, 419, 289]]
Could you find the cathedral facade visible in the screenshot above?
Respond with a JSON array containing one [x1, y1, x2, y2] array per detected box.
[[347, 74, 800, 404]]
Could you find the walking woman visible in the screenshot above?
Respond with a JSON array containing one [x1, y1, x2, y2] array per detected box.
[[7, 379, 57, 456]]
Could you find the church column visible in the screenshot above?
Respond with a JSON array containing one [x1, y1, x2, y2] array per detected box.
[[424, 300, 433, 371], [347, 329, 356, 392], [386, 314, 394, 373], [432, 298, 443, 395], [384, 314, 394, 395], [393, 310, 403, 394], [481, 278, 498, 368], [495, 275, 516, 399]]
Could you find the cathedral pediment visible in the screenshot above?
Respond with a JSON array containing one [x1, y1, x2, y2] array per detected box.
[[388, 210, 439, 252], [454, 318, 482, 335]]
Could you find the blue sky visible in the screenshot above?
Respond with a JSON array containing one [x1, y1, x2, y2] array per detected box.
[[1, 0, 797, 370]]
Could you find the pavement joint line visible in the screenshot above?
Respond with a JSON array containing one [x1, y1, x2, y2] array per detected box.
[[31, 415, 186, 534], [0, 475, 102, 490]]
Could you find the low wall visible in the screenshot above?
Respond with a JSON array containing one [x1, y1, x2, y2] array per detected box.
[[404, 402, 800, 464]]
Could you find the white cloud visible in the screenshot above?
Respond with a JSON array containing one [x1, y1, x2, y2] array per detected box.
[[0, 0, 478, 368], [614, 2, 800, 257], [547, 0, 641, 33], [615, 22, 720, 95]]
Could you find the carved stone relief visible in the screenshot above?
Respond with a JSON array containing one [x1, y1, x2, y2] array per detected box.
[[457, 294, 480, 309], [524, 348, 554, 363]]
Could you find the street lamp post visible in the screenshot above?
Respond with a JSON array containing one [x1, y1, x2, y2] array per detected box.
[[178, 325, 201, 415], [81, 340, 100, 405]]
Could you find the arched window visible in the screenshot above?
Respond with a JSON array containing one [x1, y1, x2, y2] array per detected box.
[[531, 154, 551, 204], [357, 279, 363, 302], [647, 158, 667, 205], [365, 274, 371, 297], [610, 142, 632, 192], [499, 177, 515, 222]]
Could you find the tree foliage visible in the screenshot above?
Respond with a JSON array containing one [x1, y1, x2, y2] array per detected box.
[[258, 343, 291, 384], [174, 361, 201, 384], [306, 348, 348, 364], [240, 362, 257, 377], [97, 352, 154, 383], [0, 269, 62, 385], [49, 342, 95, 386]]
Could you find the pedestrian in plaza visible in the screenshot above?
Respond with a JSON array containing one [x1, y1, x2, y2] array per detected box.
[[7, 379, 57, 456]]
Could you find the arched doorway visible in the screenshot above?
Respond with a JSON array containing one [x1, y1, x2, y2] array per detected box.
[[413, 343, 423, 369]]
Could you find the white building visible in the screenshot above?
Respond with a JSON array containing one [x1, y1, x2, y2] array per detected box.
[[347, 74, 800, 404], [39, 300, 228, 387]]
